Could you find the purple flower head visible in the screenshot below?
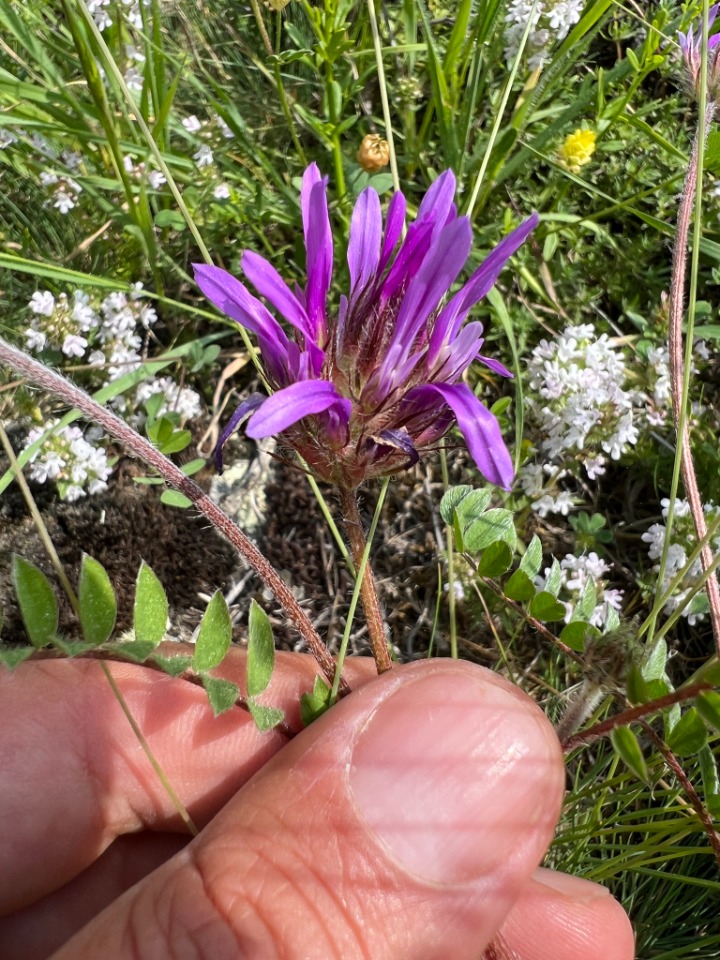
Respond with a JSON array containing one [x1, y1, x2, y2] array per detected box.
[[194, 165, 537, 491], [678, 5, 720, 98]]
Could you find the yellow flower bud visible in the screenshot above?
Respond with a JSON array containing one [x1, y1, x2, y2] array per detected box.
[[558, 129, 597, 174], [357, 134, 390, 173]]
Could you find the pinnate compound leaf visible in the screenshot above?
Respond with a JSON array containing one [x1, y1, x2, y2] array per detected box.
[[150, 653, 194, 677], [247, 600, 275, 698], [247, 699, 285, 732], [529, 591, 567, 622], [12, 555, 58, 647], [0, 646, 34, 669], [300, 675, 334, 727], [201, 676, 240, 716], [519, 535, 543, 580], [193, 591, 232, 673], [476, 540, 513, 577], [611, 726, 648, 782], [78, 555, 117, 647], [463, 509, 516, 553], [134, 561, 168, 647], [504, 569, 536, 602], [695, 692, 720, 733]]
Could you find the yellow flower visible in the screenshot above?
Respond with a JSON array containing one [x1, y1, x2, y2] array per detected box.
[[558, 129, 597, 174]]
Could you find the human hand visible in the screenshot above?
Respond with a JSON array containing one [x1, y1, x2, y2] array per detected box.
[[0, 654, 634, 959]]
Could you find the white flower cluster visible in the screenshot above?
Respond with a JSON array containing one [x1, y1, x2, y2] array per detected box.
[[85, 0, 151, 32], [23, 420, 112, 502], [526, 323, 640, 481], [39, 171, 82, 214], [25, 286, 201, 409], [537, 552, 623, 628], [504, 0, 584, 70], [641, 498, 720, 625]]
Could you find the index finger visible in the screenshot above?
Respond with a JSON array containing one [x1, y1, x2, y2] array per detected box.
[[0, 649, 376, 915]]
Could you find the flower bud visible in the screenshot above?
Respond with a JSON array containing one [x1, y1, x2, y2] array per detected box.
[[357, 134, 390, 173]]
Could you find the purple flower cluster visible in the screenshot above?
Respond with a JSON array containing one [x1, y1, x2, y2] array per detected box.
[[678, 4, 720, 97], [195, 165, 536, 491]]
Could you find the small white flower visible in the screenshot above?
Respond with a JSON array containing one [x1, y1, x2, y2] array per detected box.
[[147, 170, 166, 189], [88, 350, 107, 367], [124, 67, 144, 93], [25, 328, 47, 351], [54, 191, 76, 214], [29, 290, 55, 316], [62, 333, 88, 357], [213, 183, 231, 199], [182, 115, 203, 133], [193, 144, 214, 168]]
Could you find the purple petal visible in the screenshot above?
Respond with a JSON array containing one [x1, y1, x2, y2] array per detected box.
[[374, 428, 419, 466], [301, 165, 333, 342], [378, 190, 407, 274], [215, 394, 265, 472], [407, 382, 514, 489], [427, 213, 538, 365], [193, 263, 290, 380], [415, 169, 457, 235], [241, 250, 313, 339], [348, 187, 382, 296], [245, 380, 351, 439], [391, 216, 473, 348], [379, 217, 435, 303]]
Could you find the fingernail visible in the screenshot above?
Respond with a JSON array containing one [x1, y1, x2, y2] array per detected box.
[[348, 665, 563, 886], [534, 866, 611, 902]]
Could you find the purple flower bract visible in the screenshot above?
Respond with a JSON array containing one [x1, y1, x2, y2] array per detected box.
[[194, 165, 537, 490]]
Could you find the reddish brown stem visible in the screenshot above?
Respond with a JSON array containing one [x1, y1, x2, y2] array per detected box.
[[639, 720, 720, 865], [0, 337, 348, 695], [339, 487, 393, 673], [561, 682, 712, 752], [668, 102, 720, 655]]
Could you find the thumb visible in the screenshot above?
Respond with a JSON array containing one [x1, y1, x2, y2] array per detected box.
[[53, 660, 564, 960]]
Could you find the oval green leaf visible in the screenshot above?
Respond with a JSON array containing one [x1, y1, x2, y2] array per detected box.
[[193, 591, 232, 672], [504, 569, 536, 603], [134, 561, 169, 647], [518, 535, 543, 580], [476, 540, 514, 577], [696, 692, 720, 733], [247, 600, 275, 699], [12, 555, 58, 648], [667, 707, 708, 757], [78, 555, 117, 647], [611, 726, 648, 782], [529, 591, 567, 622], [463, 509, 516, 553]]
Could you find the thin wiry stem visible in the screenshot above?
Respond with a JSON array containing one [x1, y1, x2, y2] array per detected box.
[[0, 337, 347, 694], [665, 99, 720, 656]]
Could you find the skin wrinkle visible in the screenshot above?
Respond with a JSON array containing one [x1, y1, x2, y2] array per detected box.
[[199, 798, 372, 960]]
